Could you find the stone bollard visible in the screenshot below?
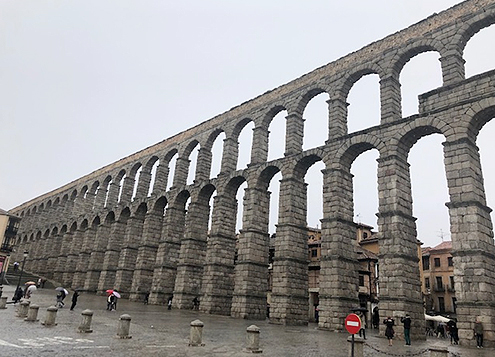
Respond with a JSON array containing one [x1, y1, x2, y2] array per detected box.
[[42, 306, 58, 326], [25, 304, 40, 322], [77, 309, 94, 333], [245, 325, 262, 353], [429, 346, 449, 357], [189, 319, 204, 346], [116, 314, 132, 339], [347, 335, 364, 357], [17, 299, 31, 318], [0, 296, 7, 309]]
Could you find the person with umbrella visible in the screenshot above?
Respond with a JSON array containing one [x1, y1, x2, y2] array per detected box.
[[56, 287, 68, 307]]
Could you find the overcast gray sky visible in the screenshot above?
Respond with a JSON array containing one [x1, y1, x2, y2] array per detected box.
[[1, 1, 494, 248]]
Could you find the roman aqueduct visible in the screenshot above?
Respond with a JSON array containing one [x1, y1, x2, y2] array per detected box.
[[9, 0, 495, 345]]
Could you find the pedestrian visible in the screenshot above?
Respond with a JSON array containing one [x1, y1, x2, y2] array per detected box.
[[192, 297, 199, 310], [358, 311, 366, 339], [56, 290, 66, 308], [12, 287, 23, 303], [400, 314, 412, 346], [474, 318, 483, 348], [383, 316, 395, 346], [168, 296, 173, 310], [372, 307, 379, 329], [108, 294, 117, 311], [13, 261, 19, 271], [144, 292, 149, 305], [70, 290, 79, 311], [447, 319, 459, 345]]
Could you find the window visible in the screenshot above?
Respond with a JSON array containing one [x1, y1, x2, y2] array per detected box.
[[422, 256, 430, 270], [436, 276, 443, 290], [311, 249, 318, 258], [363, 232, 368, 239], [425, 277, 430, 289], [452, 297, 457, 313], [439, 297, 445, 313], [359, 275, 365, 286], [448, 257, 453, 267], [434, 258, 441, 267], [449, 276, 455, 290]]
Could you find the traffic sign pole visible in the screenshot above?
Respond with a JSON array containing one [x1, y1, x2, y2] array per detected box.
[[345, 313, 362, 357]]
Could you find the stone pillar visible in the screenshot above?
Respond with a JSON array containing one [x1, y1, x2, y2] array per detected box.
[[347, 335, 364, 357], [84, 222, 113, 292], [116, 314, 132, 339], [129, 209, 164, 301], [195, 147, 212, 182], [46, 232, 63, 279], [77, 309, 94, 333], [318, 167, 360, 331], [0, 296, 7, 309], [53, 230, 74, 283], [439, 50, 465, 86], [64, 227, 85, 288], [97, 219, 128, 294], [246, 325, 262, 353], [25, 304, 39, 322], [172, 157, 190, 188], [376, 153, 425, 340], [41, 306, 58, 326], [200, 192, 238, 315], [135, 171, 152, 199], [380, 74, 402, 124], [93, 186, 107, 209], [105, 182, 121, 208], [220, 137, 239, 174], [173, 196, 210, 309], [114, 213, 146, 297], [270, 176, 309, 325], [149, 203, 186, 304], [443, 138, 495, 347], [119, 177, 135, 204], [231, 187, 270, 320], [284, 112, 304, 156], [250, 126, 269, 165], [72, 224, 98, 289], [189, 319, 204, 346], [327, 95, 348, 140], [151, 163, 169, 193], [17, 300, 30, 318]]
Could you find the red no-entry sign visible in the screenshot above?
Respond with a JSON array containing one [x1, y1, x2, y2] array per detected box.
[[345, 313, 362, 334]]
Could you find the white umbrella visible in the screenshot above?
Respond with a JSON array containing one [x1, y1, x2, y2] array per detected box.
[[112, 291, 121, 298], [425, 314, 450, 323], [27, 285, 37, 293]]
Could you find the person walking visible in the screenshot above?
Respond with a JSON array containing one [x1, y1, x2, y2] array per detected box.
[[474, 318, 484, 348], [447, 319, 459, 345], [168, 296, 173, 310], [383, 316, 395, 346], [70, 290, 79, 311], [400, 314, 412, 346]]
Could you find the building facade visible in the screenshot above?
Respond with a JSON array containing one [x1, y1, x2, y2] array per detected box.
[[0, 208, 20, 283], [422, 241, 456, 316]]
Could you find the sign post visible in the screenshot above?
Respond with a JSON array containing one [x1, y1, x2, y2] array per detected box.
[[345, 313, 362, 357]]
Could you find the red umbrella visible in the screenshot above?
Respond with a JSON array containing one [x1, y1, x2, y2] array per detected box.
[[106, 289, 114, 296]]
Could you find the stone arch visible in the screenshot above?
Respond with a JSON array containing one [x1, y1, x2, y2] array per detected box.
[[454, 9, 495, 59], [391, 40, 445, 78], [294, 87, 329, 116], [332, 134, 386, 171], [466, 101, 495, 141], [340, 63, 385, 98]]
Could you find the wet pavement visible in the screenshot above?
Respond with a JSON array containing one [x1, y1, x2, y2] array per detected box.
[[0, 284, 493, 356]]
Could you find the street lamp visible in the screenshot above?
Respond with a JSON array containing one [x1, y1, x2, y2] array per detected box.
[[15, 251, 29, 295]]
